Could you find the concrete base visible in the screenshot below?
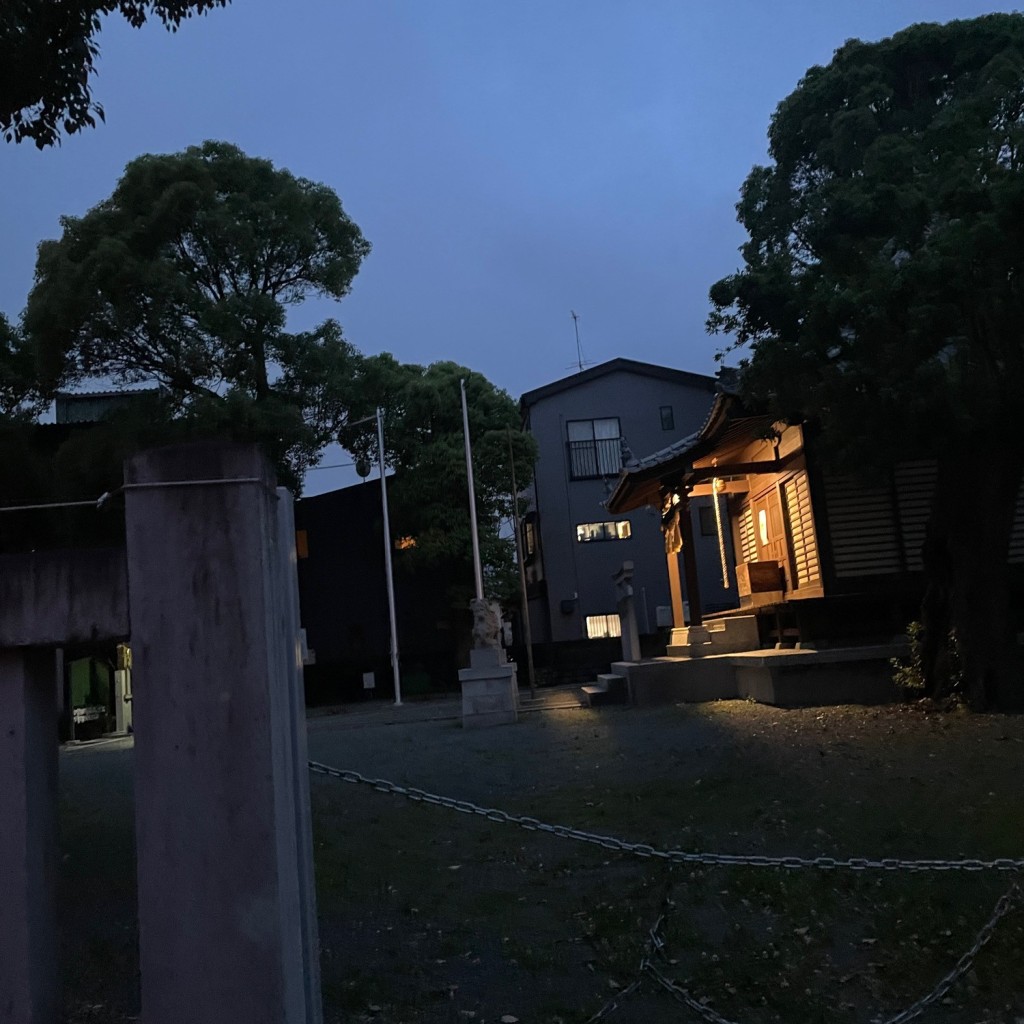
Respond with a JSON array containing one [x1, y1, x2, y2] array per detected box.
[[460, 648, 518, 728], [612, 644, 905, 709], [667, 615, 760, 658], [0, 648, 59, 1024]]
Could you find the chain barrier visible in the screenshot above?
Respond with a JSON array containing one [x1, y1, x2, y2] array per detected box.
[[308, 761, 1024, 874], [310, 761, 1023, 1022], [582, 882, 1022, 1024]]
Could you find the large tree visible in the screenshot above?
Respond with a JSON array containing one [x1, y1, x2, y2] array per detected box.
[[1, 1, 228, 147], [339, 356, 537, 605], [707, 14, 1024, 709], [24, 140, 370, 488]]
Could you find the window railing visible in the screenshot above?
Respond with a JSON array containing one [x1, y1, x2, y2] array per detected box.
[[567, 438, 622, 480]]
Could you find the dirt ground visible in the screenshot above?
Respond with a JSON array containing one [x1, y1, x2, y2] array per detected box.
[[59, 694, 1024, 1023]]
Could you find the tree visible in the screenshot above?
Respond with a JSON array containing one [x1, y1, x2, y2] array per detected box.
[[339, 356, 538, 605], [707, 14, 1024, 709], [0, 313, 44, 420], [1, 1, 228, 147], [24, 140, 370, 489]]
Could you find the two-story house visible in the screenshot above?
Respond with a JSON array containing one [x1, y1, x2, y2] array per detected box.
[[519, 358, 736, 645]]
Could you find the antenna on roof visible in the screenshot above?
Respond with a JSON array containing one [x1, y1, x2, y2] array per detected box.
[[569, 310, 591, 373]]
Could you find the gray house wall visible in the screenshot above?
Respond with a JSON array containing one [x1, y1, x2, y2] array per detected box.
[[521, 360, 737, 645]]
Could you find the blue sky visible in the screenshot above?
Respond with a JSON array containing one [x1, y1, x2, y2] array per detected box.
[[2, 2, 1019, 492]]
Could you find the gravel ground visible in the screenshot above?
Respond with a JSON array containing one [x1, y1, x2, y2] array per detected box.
[[59, 694, 1024, 1024]]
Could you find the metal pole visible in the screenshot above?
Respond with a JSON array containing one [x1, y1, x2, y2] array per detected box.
[[507, 429, 537, 695], [461, 379, 485, 601], [377, 407, 402, 705]]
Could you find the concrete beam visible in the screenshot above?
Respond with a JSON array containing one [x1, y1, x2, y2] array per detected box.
[[0, 547, 128, 647]]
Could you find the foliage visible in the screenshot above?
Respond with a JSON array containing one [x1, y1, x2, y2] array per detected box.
[[1, 1, 229, 147], [339, 357, 538, 604], [0, 312, 44, 421], [23, 141, 370, 490], [708, 13, 1024, 470], [707, 15, 1024, 707]]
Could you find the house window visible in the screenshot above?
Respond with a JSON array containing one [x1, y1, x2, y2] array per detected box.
[[523, 518, 537, 558], [586, 614, 622, 639], [576, 520, 632, 543], [660, 405, 675, 431], [567, 418, 622, 479]]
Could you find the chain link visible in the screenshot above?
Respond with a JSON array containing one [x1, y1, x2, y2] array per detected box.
[[639, 882, 1022, 1024], [308, 761, 1024, 874]]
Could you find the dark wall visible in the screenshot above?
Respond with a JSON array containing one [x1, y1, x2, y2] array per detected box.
[[294, 482, 466, 705]]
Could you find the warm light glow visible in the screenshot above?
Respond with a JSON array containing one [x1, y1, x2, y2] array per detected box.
[[576, 521, 631, 543], [394, 536, 417, 550]]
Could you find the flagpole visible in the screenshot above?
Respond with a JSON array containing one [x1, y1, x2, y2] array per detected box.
[[377, 406, 402, 705], [461, 379, 485, 601]]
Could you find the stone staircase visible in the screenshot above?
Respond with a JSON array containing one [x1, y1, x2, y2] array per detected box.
[[579, 672, 629, 707]]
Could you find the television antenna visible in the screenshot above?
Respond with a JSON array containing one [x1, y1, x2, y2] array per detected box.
[[569, 310, 593, 372]]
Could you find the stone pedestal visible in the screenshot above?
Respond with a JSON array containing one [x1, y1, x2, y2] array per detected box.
[[459, 647, 517, 729], [670, 624, 711, 648], [0, 648, 59, 1024]]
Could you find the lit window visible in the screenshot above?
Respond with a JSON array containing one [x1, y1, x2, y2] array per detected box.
[[394, 536, 417, 550], [586, 614, 622, 639], [660, 405, 675, 431], [576, 521, 632, 543], [523, 519, 537, 557]]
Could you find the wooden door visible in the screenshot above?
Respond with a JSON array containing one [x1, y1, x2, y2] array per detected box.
[[751, 488, 788, 586]]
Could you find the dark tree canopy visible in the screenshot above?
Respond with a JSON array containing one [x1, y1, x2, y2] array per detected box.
[[340, 357, 538, 603], [1, 1, 229, 147], [0, 312, 44, 421], [24, 141, 371, 488], [708, 14, 1024, 708]]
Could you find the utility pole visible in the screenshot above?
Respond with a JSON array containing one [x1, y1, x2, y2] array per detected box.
[[507, 428, 537, 695]]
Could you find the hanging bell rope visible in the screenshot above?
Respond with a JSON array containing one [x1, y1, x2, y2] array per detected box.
[[712, 477, 730, 589]]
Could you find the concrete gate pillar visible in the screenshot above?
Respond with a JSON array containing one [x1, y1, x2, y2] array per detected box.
[[124, 443, 321, 1024], [0, 648, 59, 1024]]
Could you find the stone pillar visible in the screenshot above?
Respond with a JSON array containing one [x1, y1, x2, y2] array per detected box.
[[124, 442, 320, 1024], [613, 561, 641, 662], [275, 488, 323, 1024], [0, 648, 59, 1024], [113, 668, 132, 734]]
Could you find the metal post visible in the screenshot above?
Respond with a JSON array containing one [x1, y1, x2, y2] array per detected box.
[[507, 428, 537, 695], [461, 379, 485, 601], [377, 407, 402, 706]]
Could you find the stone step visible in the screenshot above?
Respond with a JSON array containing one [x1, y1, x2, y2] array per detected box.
[[595, 673, 628, 700], [579, 674, 628, 707], [518, 695, 584, 712]]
